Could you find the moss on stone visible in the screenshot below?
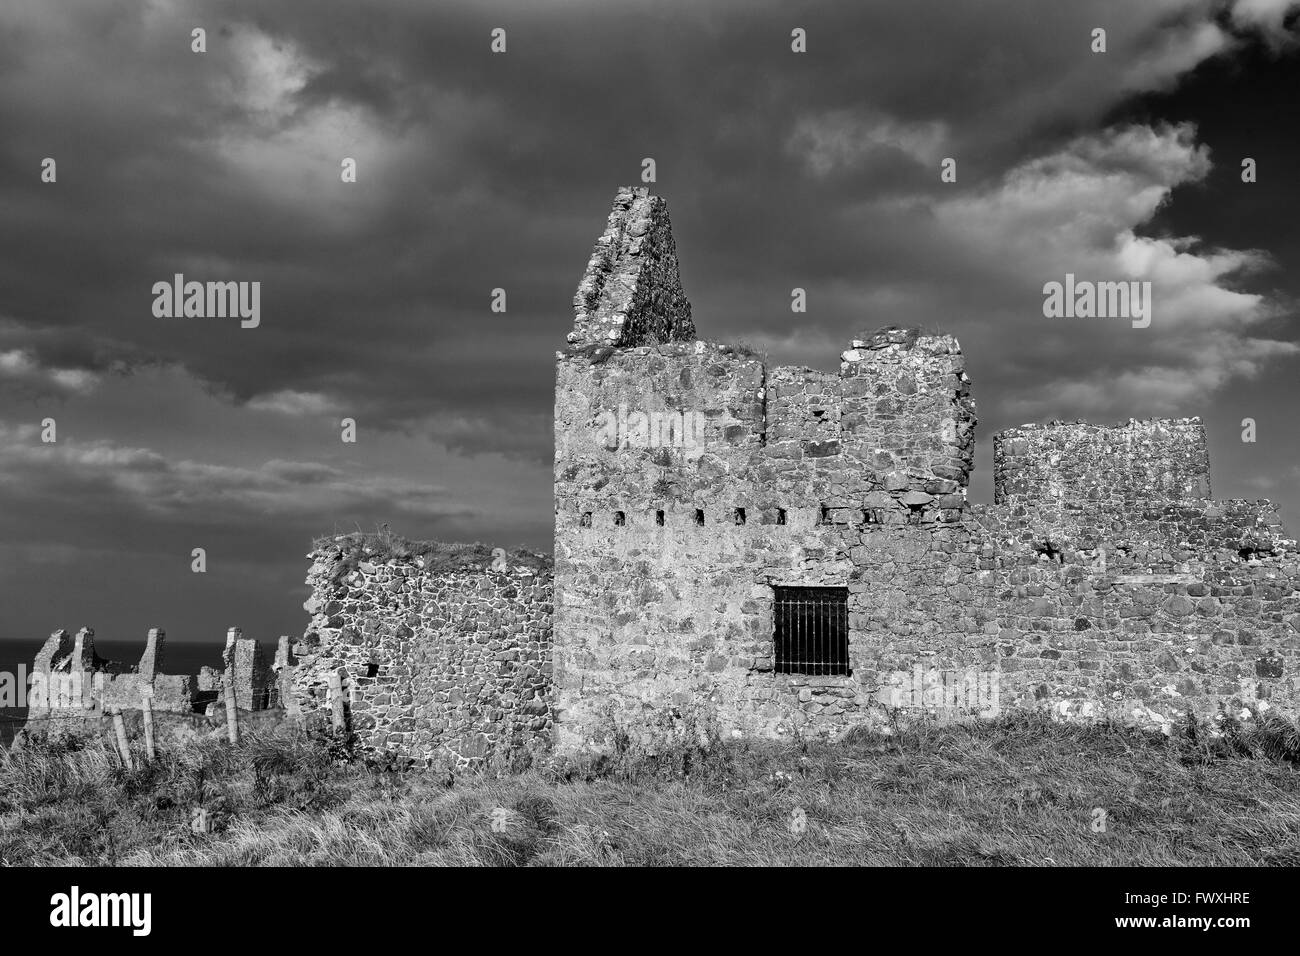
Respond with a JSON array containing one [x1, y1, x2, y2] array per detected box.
[[311, 532, 551, 583]]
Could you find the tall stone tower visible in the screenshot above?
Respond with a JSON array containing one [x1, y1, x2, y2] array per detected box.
[[551, 188, 984, 752]]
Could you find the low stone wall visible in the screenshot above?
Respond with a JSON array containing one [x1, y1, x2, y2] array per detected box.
[[14, 705, 292, 750], [291, 537, 554, 767], [23, 625, 275, 724]]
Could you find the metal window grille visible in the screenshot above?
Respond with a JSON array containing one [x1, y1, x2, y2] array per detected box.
[[773, 586, 849, 676]]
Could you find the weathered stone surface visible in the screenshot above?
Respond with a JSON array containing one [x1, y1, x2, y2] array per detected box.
[[21, 626, 270, 727], [993, 418, 1212, 506], [137, 627, 165, 681], [289, 539, 554, 769], [568, 187, 694, 349], [547, 189, 1300, 754], [222, 629, 273, 711]]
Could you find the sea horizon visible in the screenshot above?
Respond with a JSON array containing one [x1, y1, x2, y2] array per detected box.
[[0, 637, 231, 746]]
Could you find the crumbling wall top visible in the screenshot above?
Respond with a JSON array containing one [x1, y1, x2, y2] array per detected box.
[[993, 417, 1212, 505], [308, 533, 551, 583], [567, 186, 694, 349], [840, 327, 964, 362]]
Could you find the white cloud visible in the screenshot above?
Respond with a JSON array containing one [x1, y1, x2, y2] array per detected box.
[[1231, 0, 1300, 43], [858, 122, 1297, 419], [0, 349, 101, 395], [718, 112, 1296, 426], [0, 426, 462, 520], [787, 110, 949, 176], [1119, 21, 1233, 94], [247, 389, 339, 416]]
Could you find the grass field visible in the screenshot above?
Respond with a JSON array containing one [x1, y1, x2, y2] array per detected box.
[[1, 713, 1297, 866]]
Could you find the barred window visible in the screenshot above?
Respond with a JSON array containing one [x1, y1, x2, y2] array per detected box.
[[773, 586, 849, 676]]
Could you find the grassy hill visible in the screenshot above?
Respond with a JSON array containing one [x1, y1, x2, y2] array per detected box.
[[1, 713, 1297, 866]]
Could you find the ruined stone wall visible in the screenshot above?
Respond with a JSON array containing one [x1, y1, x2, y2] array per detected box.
[[568, 186, 694, 348], [554, 472, 1299, 752], [994, 418, 1212, 505], [26, 627, 197, 718], [553, 328, 976, 527], [837, 327, 976, 522], [13, 707, 292, 751], [222, 630, 273, 710], [553, 325, 991, 751], [23, 625, 275, 732], [552, 198, 1297, 751], [956, 499, 1299, 731], [292, 540, 554, 766]]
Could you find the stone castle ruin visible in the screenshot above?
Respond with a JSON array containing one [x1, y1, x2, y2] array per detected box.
[[22, 625, 278, 733], [550, 186, 1298, 753], [20, 187, 1300, 766]]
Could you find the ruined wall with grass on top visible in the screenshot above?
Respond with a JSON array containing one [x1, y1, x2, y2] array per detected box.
[[549, 187, 1300, 755], [291, 535, 554, 767]]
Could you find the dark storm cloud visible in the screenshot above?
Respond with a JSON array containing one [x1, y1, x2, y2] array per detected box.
[[0, 423, 473, 544], [0, 0, 1297, 643], [5, 0, 1292, 447]]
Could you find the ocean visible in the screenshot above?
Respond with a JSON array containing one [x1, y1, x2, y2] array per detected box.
[[0, 638, 228, 747]]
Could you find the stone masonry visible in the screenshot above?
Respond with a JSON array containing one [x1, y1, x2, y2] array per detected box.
[[289, 539, 554, 767], [262, 186, 1299, 766], [550, 187, 1300, 753], [23, 625, 274, 730], [21, 188, 1292, 765], [569, 185, 694, 349]]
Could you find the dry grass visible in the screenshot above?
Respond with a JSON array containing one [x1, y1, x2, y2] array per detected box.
[[1, 714, 1297, 866]]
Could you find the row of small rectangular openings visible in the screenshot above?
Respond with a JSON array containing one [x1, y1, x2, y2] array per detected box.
[[579, 507, 785, 527], [577, 506, 927, 527], [819, 505, 925, 526]]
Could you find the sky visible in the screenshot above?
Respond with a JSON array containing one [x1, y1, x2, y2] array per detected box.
[[0, 0, 1297, 649]]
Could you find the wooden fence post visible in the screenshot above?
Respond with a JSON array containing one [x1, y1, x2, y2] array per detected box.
[[327, 672, 345, 732], [140, 690, 156, 763], [223, 672, 240, 745], [111, 707, 134, 770]]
